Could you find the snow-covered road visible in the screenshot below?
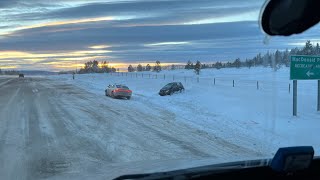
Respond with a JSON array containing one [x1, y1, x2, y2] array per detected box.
[[0, 77, 264, 180]]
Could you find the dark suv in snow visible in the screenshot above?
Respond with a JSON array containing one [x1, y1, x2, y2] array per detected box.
[[159, 82, 184, 96]]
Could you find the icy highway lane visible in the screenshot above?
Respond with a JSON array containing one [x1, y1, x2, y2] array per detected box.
[[0, 77, 262, 180]]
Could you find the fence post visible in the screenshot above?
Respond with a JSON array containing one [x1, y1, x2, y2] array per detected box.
[[233, 80, 235, 87], [197, 77, 199, 83], [184, 76, 186, 83], [118, 72, 120, 76], [164, 74, 165, 80], [136, 73, 138, 78], [126, 73, 127, 76], [257, 81, 259, 90], [289, 83, 291, 94], [173, 75, 175, 81], [214, 78, 215, 85], [149, 74, 150, 78], [156, 74, 157, 79], [142, 74, 144, 78]]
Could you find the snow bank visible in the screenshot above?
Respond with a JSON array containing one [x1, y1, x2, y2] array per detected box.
[[49, 67, 320, 156]]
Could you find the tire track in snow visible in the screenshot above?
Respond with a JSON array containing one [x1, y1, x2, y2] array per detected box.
[[0, 78, 27, 180]]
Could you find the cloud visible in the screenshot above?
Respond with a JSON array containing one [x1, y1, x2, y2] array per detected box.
[[0, 0, 19, 8], [2, 19, 320, 64], [0, 21, 261, 51], [0, 0, 263, 27], [1, 0, 320, 70]]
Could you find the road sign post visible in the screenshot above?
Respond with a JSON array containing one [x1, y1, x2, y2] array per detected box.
[[290, 55, 320, 115], [293, 80, 297, 116], [318, 80, 320, 111]]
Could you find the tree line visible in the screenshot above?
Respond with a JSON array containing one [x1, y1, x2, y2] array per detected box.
[[0, 69, 20, 75], [128, 61, 162, 73], [78, 60, 162, 74], [78, 60, 117, 74], [77, 40, 318, 74], [183, 40, 319, 73]]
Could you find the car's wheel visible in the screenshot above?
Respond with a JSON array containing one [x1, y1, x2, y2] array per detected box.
[[105, 91, 108, 96], [127, 96, 131, 100], [111, 92, 116, 98]]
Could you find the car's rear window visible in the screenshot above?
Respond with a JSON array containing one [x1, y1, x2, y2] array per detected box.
[[116, 85, 129, 89]]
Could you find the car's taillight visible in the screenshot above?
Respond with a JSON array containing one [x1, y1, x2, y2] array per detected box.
[[115, 88, 131, 93]]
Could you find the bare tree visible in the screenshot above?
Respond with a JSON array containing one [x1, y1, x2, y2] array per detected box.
[[153, 61, 161, 72], [194, 61, 201, 75]]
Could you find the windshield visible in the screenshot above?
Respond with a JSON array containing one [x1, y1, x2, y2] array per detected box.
[[163, 83, 175, 89], [1, 0, 320, 179]]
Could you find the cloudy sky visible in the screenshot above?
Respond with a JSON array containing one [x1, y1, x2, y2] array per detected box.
[[0, 0, 319, 71]]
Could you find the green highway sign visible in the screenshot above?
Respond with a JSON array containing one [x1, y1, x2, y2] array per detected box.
[[290, 55, 320, 80]]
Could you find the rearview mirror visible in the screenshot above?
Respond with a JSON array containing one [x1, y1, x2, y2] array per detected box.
[[261, 0, 320, 36]]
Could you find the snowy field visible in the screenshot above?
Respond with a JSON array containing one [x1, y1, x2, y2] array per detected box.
[[50, 67, 320, 157]]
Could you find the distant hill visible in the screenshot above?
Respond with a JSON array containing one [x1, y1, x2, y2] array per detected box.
[[19, 70, 58, 75]]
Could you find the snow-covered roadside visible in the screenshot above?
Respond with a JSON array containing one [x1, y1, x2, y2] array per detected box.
[[48, 67, 320, 156]]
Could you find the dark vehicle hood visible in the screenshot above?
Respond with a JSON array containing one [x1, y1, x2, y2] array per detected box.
[[97, 156, 267, 179], [113, 146, 317, 179], [110, 157, 269, 180]]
